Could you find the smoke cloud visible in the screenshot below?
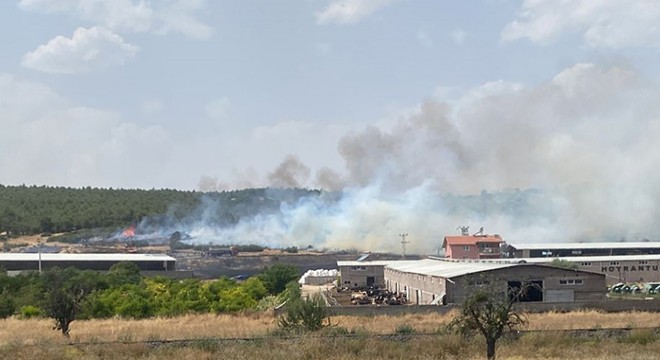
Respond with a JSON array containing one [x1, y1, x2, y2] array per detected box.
[[267, 155, 311, 188], [189, 63, 660, 253]]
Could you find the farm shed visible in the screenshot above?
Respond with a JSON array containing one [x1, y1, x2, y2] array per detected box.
[[384, 259, 606, 305], [337, 260, 392, 288], [0, 253, 176, 272]]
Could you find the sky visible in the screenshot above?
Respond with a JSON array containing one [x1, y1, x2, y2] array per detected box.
[[4, 0, 660, 249]]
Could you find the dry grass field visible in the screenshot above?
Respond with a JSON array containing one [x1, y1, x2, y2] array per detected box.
[[0, 310, 659, 359], [0, 329, 659, 360], [0, 310, 658, 345]]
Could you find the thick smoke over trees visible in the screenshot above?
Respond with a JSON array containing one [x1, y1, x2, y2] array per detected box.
[[267, 155, 311, 189], [193, 63, 660, 252]]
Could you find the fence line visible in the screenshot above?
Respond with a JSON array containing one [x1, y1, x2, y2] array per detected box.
[[11, 326, 642, 349], [319, 299, 660, 316]]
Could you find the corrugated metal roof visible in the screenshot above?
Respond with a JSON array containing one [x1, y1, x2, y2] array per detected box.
[[385, 258, 517, 278], [508, 242, 660, 250], [0, 253, 176, 262]]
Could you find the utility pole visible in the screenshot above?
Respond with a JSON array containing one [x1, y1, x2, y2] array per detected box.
[[38, 240, 42, 274], [399, 233, 409, 259]]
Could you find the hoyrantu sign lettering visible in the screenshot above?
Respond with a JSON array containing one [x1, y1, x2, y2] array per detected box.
[[601, 265, 659, 273]]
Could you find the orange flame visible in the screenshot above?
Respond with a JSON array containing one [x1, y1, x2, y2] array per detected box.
[[122, 225, 135, 238]]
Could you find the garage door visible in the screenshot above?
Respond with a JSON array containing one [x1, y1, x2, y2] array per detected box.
[[545, 289, 574, 302]]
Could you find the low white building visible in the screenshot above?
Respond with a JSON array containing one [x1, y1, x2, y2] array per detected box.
[[0, 253, 176, 271]]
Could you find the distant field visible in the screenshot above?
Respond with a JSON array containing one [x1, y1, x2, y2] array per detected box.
[[1, 310, 659, 359]]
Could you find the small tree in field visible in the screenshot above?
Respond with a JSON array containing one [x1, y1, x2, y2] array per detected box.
[[449, 281, 529, 360], [42, 267, 102, 337]]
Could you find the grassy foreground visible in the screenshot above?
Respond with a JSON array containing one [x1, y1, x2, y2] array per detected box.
[[0, 310, 659, 359]]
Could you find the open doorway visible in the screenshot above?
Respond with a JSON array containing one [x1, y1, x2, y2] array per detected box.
[[508, 280, 543, 302], [366, 276, 375, 287]]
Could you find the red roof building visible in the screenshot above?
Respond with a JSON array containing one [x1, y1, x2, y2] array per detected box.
[[442, 234, 504, 259]]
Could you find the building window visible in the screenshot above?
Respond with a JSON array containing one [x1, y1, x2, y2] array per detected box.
[[559, 279, 583, 285], [580, 262, 592, 266], [639, 261, 649, 265], [571, 250, 582, 255], [609, 261, 619, 266], [350, 266, 367, 271], [463, 245, 470, 252]]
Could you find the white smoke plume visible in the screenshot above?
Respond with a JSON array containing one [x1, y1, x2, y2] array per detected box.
[[189, 63, 660, 253]]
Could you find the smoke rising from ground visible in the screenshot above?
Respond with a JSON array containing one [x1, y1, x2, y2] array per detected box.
[[190, 63, 660, 252]]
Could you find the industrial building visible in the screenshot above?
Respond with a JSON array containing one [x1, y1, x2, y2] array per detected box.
[[515, 255, 660, 285], [0, 253, 176, 272], [505, 242, 660, 258], [337, 260, 391, 288], [385, 259, 605, 305], [337, 258, 606, 305]]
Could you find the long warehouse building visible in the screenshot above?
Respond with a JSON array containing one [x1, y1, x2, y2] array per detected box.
[[0, 253, 176, 272], [339, 258, 606, 305], [506, 242, 660, 258]]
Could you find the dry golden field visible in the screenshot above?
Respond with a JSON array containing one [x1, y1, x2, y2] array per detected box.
[[0, 310, 659, 359], [0, 310, 659, 344]]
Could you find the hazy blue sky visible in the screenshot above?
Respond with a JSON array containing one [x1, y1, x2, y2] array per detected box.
[[2, 0, 660, 192]]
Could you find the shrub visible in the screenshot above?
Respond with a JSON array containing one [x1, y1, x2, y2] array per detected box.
[[319, 326, 350, 337], [0, 294, 15, 318], [284, 246, 298, 254], [233, 244, 265, 253], [394, 324, 416, 335], [216, 287, 257, 312], [20, 305, 44, 319], [277, 293, 328, 332], [550, 258, 579, 270], [620, 329, 657, 345], [255, 295, 280, 312]]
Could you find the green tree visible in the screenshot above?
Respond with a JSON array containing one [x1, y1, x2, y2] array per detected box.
[[112, 285, 155, 318], [241, 277, 268, 301], [550, 258, 579, 270], [84, 284, 155, 319], [449, 280, 529, 360], [0, 293, 15, 318], [107, 261, 142, 287], [42, 268, 104, 336], [216, 287, 257, 312], [258, 264, 300, 295]]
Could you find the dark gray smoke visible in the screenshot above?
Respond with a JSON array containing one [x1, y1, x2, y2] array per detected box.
[[267, 154, 311, 188]]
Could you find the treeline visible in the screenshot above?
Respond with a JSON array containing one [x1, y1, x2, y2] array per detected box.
[[0, 185, 321, 236], [0, 262, 300, 334]]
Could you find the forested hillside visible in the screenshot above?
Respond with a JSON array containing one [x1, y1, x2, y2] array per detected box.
[[0, 185, 320, 235]]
